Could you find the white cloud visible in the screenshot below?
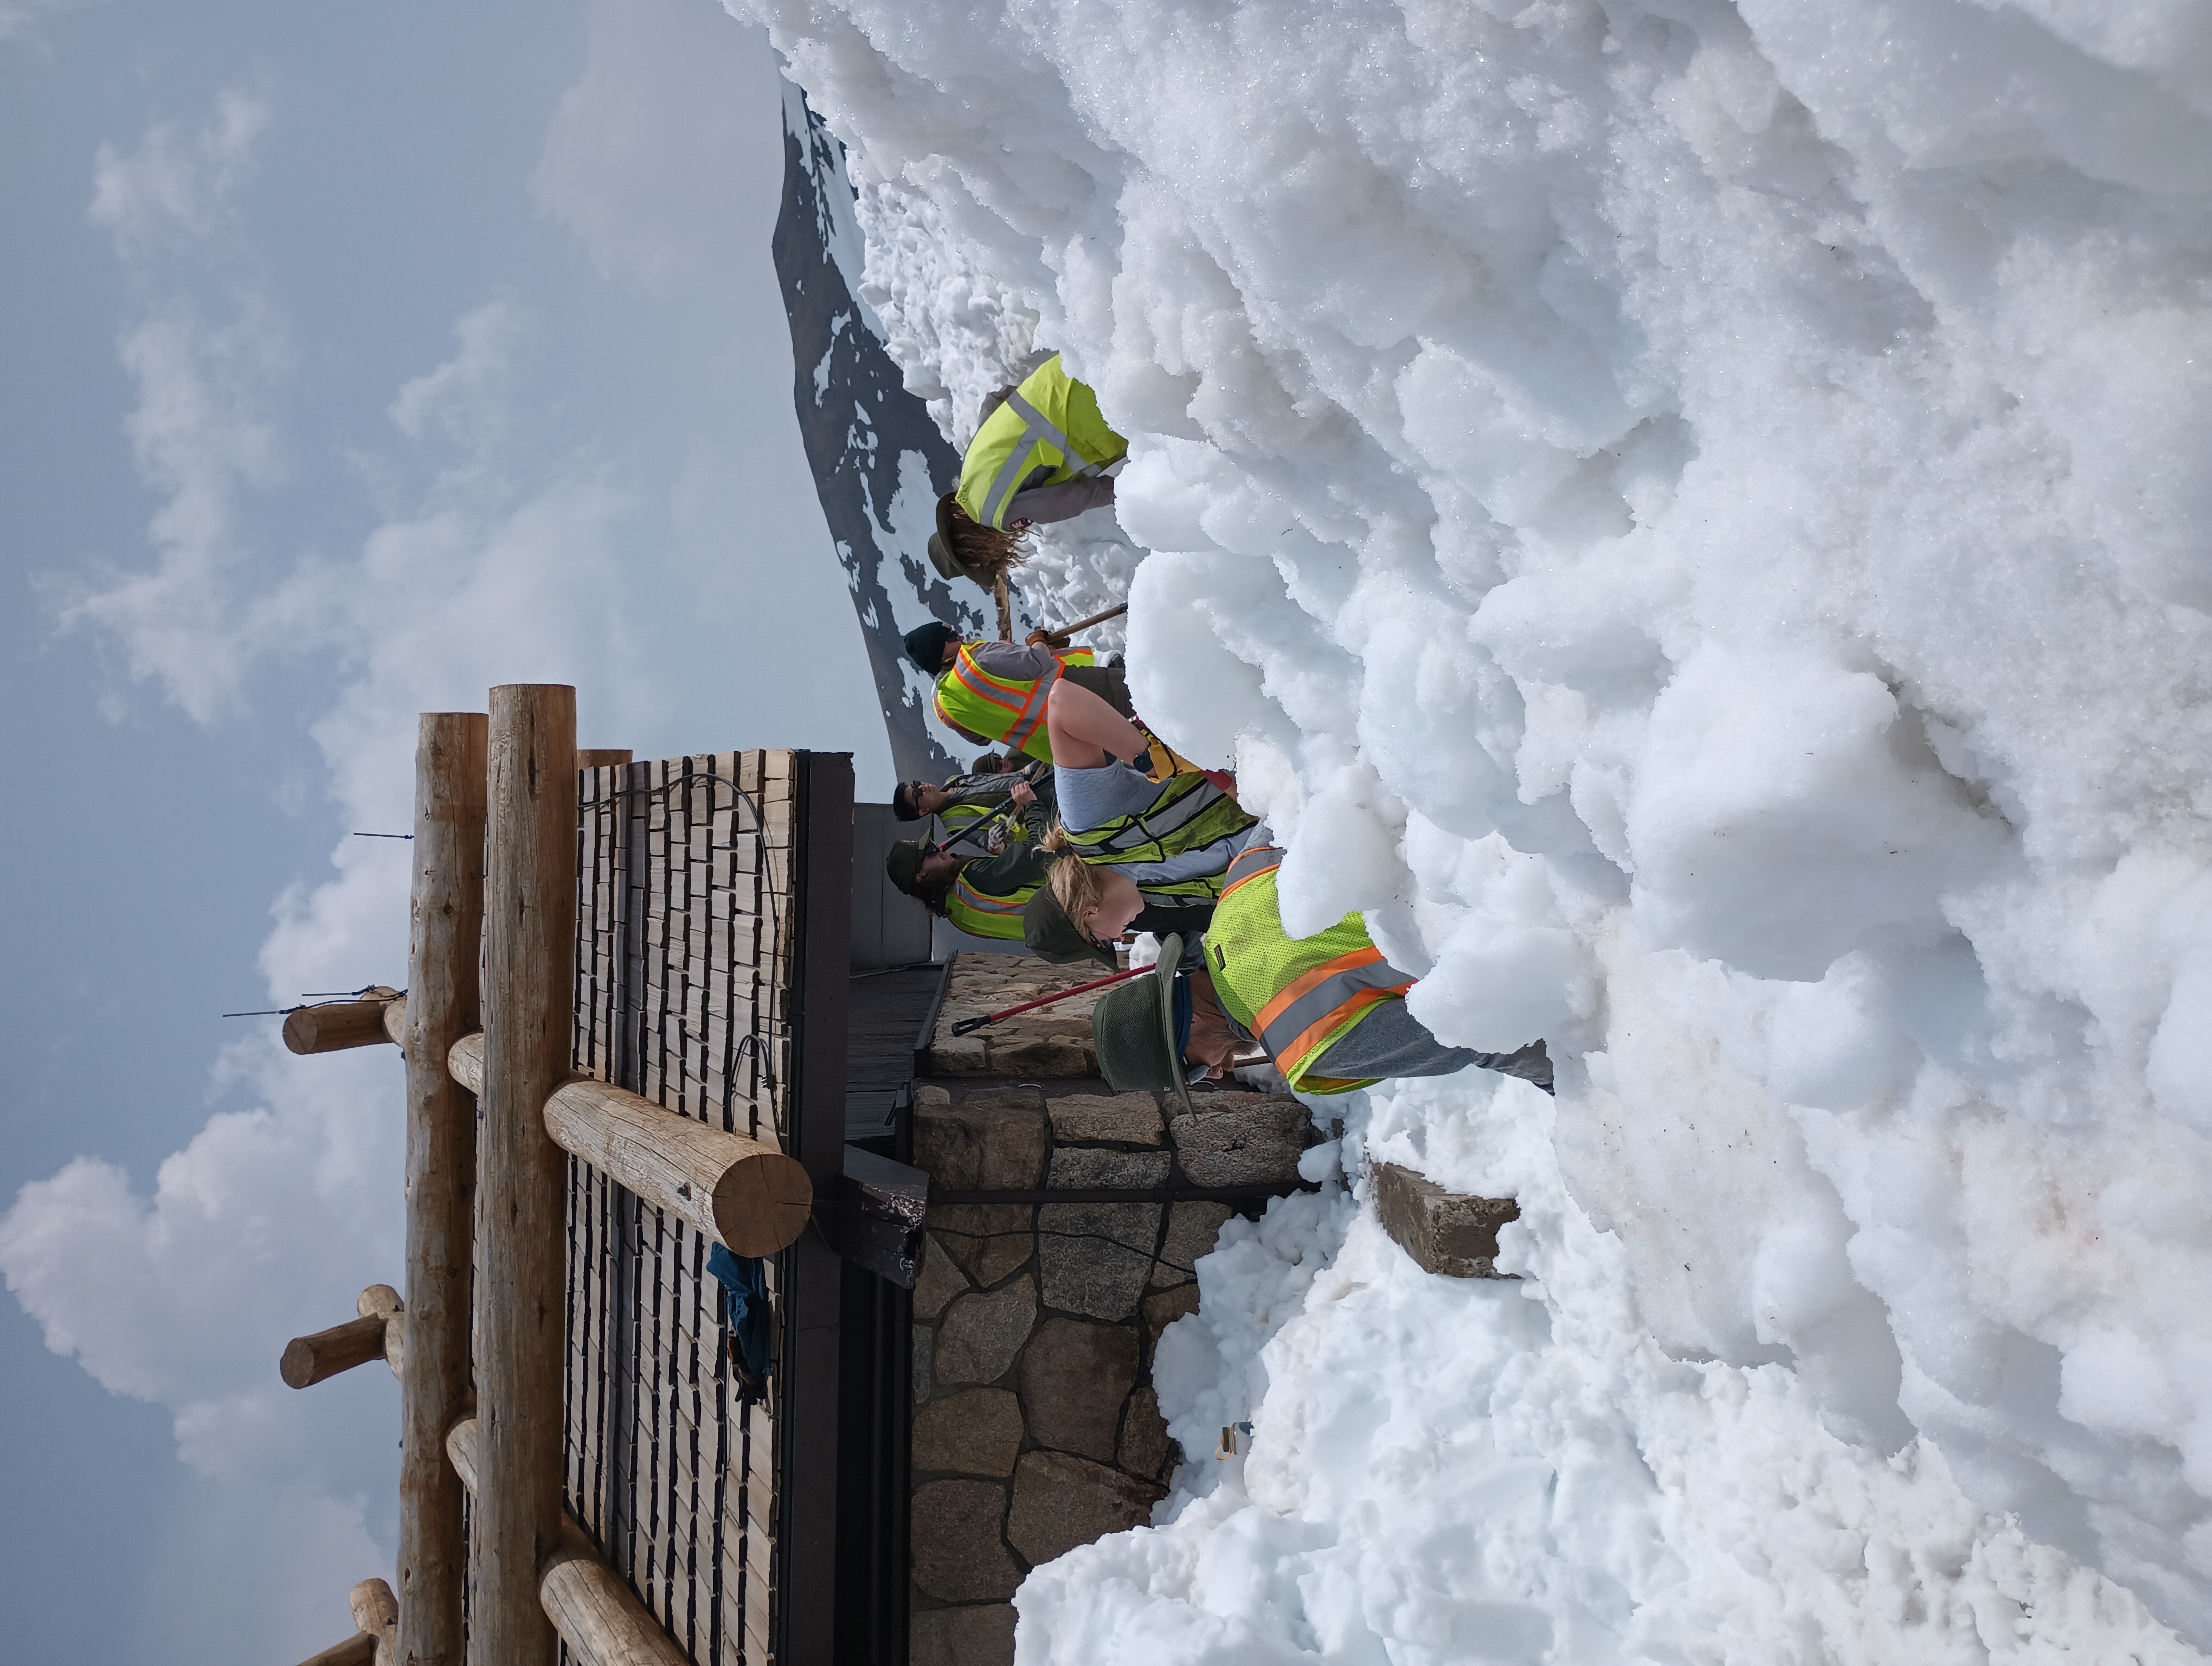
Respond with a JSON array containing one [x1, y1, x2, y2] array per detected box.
[[532, 0, 761, 297], [88, 88, 268, 257], [388, 298, 530, 463], [56, 88, 293, 724], [0, 0, 100, 49]]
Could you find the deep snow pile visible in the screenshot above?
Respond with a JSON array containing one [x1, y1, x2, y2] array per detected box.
[[731, 0, 2212, 1654]]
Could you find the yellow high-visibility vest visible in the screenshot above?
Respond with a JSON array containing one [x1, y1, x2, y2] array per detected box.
[[1204, 843, 1415, 1095], [1062, 770, 1255, 868], [956, 355, 1128, 531], [933, 644, 1094, 765]]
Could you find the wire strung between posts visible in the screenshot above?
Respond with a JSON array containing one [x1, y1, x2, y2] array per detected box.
[[351, 831, 413, 839], [220, 983, 403, 1018]]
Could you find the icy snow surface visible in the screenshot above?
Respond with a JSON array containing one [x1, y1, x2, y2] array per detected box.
[[733, 0, 2212, 1655]]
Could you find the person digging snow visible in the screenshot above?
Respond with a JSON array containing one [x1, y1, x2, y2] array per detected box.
[[901, 619, 1135, 767], [925, 351, 1127, 596]]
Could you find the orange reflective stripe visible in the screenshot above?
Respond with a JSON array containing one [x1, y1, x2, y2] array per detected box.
[[951, 877, 1024, 916], [1275, 986, 1400, 1076], [1251, 943, 1416, 1079], [1252, 944, 1383, 1040], [1221, 844, 1283, 901]]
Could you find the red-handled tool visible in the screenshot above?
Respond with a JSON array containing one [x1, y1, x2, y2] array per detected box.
[[949, 964, 1147, 1035]]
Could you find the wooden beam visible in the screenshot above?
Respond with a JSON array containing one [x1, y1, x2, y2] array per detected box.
[[445, 1419, 689, 1666], [446, 1034, 812, 1255], [284, 989, 401, 1056], [474, 684, 576, 1666], [281, 1314, 388, 1389], [779, 751, 855, 1666], [357, 1283, 404, 1377], [298, 1634, 375, 1666], [576, 748, 632, 771], [350, 1579, 398, 1666], [394, 711, 485, 1666]]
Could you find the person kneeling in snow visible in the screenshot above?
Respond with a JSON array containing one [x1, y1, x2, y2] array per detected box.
[[1089, 828, 1553, 1098]]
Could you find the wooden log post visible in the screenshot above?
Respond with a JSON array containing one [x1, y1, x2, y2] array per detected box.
[[284, 988, 402, 1056], [447, 1035, 812, 1255], [350, 1579, 399, 1666], [358, 1283, 404, 1376], [473, 684, 576, 1666], [445, 1419, 689, 1666], [294, 1578, 398, 1666], [281, 1313, 388, 1389], [395, 712, 486, 1666], [298, 1634, 376, 1666], [278, 1285, 406, 1389]]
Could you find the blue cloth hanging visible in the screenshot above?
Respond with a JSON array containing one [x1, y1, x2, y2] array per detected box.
[[706, 1244, 774, 1406]]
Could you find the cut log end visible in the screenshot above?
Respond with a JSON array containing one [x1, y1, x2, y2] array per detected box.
[[284, 990, 402, 1057], [281, 1312, 390, 1389], [713, 1154, 816, 1257]]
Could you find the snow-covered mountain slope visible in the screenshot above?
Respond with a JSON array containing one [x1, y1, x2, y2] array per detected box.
[[741, 0, 2212, 1656], [774, 82, 991, 781]]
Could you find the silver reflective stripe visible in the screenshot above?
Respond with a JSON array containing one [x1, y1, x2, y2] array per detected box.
[[981, 390, 1104, 529], [1226, 845, 1283, 887], [1082, 777, 1218, 855], [1258, 955, 1417, 1061], [1008, 390, 1106, 477]]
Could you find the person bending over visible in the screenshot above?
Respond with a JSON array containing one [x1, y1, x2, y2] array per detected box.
[[927, 353, 1127, 595], [1200, 828, 1552, 1095], [902, 621, 1132, 767]]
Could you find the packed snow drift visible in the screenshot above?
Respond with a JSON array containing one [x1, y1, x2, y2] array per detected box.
[[734, 0, 2212, 1657]]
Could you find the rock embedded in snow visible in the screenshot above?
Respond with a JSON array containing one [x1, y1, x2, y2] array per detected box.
[[1371, 1162, 1521, 1280]]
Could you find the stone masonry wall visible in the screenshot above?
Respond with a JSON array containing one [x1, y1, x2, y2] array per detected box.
[[906, 957, 1317, 1666]]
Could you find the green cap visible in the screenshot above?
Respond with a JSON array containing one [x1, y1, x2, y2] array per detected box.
[[1090, 934, 1194, 1115], [885, 840, 929, 898]]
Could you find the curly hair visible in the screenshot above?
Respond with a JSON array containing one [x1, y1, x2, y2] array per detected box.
[[943, 497, 1030, 578]]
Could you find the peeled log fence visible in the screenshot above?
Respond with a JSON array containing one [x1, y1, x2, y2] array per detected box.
[[277, 699, 825, 1666], [445, 1418, 690, 1666], [447, 1033, 812, 1257]]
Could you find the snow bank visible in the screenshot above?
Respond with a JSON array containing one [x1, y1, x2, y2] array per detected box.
[[731, 0, 2212, 1650]]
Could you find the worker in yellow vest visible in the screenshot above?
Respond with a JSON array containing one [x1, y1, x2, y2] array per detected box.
[[1018, 669, 1253, 963], [903, 620, 1131, 765], [885, 836, 1217, 947], [927, 353, 1127, 590], [1202, 834, 1553, 1094]]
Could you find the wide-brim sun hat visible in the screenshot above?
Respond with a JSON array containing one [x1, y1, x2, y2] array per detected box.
[[926, 492, 972, 583], [1091, 933, 1195, 1115]]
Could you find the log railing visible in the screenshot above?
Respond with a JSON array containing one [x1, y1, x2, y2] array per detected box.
[[445, 1418, 689, 1666], [294, 1578, 397, 1666], [279, 700, 816, 1666]]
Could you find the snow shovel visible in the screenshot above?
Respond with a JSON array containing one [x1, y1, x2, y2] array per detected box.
[[1036, 601, 1127, 647]]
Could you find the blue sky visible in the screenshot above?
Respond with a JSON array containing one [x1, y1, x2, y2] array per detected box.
[[0, 1, 890, 1658]]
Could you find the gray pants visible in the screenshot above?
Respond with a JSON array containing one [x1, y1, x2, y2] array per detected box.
[[1309, 1000, 1552, 1093]]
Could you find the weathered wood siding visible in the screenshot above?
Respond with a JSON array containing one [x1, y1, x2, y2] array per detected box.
[[566, 750, 801, 1666]]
